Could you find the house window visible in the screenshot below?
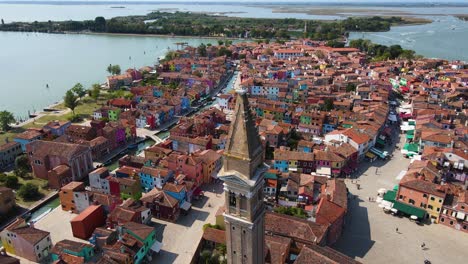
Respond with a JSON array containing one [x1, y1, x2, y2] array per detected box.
[[428, 205, 433, 210], [399, 195, 403, 199], [429, 196, 433, 200], [450, 221, 453, 225], [441, 217, 444, 222], [464, 225, 467, 230], [409, 199, 415, 205]]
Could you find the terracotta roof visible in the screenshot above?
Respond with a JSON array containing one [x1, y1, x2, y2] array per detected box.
[[140, 188, 179, 208], [265, 234, 291, 264], [28, 140, 89, 160], [202, 227, 226, 244], [0, 142, 20, 152], [122, 222, 154, 241], [265, 212, 327, 245], [51, 239, 93, 255], [71, 205, 103, 222], [294, 244, 361, 264], [11, 226, 50, 245], [315, 198, 346, 226], [14, 130, 43, 140], [400, 179, 446, 198]]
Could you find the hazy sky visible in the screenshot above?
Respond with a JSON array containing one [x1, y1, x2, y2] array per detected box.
[[2, 0, 466, 2]]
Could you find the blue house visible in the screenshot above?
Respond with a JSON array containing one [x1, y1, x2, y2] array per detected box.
[[153, 87, 163, 98], [273, 160, 289, 173], [323, 123, 337, 135], [14, 130, 43, 151], [163, 182, 187, 205], [139, 166, 173, 191], [181, 97, 191, 113], [43, 120, 71, 137]]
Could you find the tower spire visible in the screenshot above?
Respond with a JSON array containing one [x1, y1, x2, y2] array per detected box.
[[223, 89, 264, 179]]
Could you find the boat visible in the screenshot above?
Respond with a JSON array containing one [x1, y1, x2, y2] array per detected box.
[[127, 143, 138, 150], [30, 208, 52, 224], [21, 212, 32, 221]]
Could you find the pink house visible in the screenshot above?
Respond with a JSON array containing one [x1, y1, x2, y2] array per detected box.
[[165, 153, 203, 186]]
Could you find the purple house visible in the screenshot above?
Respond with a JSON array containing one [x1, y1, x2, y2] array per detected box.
[[115, 126, 126, 146]]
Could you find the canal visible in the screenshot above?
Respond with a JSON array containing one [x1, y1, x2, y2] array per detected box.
[[23, 70, 235, 224]]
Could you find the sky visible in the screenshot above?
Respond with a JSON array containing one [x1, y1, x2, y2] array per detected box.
[[1, 0, 466, 3]]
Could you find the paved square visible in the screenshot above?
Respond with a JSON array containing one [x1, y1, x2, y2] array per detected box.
[[151, 182, 225, 264], [333, 128, 468, 264]]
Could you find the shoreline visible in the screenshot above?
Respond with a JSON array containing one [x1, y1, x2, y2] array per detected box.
[[66, 31, 248, 41]]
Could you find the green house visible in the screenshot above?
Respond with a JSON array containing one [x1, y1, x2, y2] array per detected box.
[[108, 108, 121, 121], [51, 240, 95, 262], [121, 222, 159, 264]]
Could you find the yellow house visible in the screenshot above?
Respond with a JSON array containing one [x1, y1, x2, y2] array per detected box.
[[427, 194, 445, 223], [215, 206, 226, 230]]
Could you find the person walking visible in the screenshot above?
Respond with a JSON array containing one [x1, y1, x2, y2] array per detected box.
[[396, 227, 399, 233]]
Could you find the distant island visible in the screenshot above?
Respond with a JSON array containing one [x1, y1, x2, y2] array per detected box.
[[0, 11, 429, 41]]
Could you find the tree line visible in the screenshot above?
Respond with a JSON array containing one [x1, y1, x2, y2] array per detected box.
[[0, 12, 419, 41]]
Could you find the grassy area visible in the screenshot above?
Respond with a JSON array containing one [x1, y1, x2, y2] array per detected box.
[[1, 96, 107, 140], [15, 176, 51, 207], [0, 173, 51, 208]]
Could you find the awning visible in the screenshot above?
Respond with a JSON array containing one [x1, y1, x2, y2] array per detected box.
[[388, 114, 398, 122], [365, 152, 376, 159], [316, 167, 331, 176], [150, 241, 163, 253], [180, 201, 192, 211], [456, 212, 466, 220], [377, 138, 386, 146], [383, 190, 396, 202], [392, 201, 426, 219]]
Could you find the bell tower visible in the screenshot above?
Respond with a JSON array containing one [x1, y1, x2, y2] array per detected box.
[[219, 88, 266, 264]]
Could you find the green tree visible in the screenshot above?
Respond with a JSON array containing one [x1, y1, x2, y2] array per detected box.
[[94, 16, 106, 32], [14, 168, 28, 178], [111, 64, 121, 75], [90, 83, 101, 101], [18, 183, 41, 201], [5, 175, 19, 188], [0, 110, 15, 131], [15, 155, 31, 172], [198, 43, 207, 57], [346, 83, 357, 92], [64, 90, 79, 115], [217, 40, 224, 46], [324, 98, 334, 111], [107, 64, 113, 75], [71, 83, 86, 99]]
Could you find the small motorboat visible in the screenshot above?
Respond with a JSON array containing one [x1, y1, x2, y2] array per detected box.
[[127, 143, 138, 150]]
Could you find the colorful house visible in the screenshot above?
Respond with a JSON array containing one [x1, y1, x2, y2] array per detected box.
[[0, 219, 52, 263], [140, 188, 180, 222], [119, 222, 160, 264], [139, 166, 174, 191], [51, 240, 95, 262], [117, 177, 142, 200]]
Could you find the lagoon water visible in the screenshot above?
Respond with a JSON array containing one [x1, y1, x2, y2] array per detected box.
[[0, 32, 219, 118], [0, 2, 468, 117], [349, 15, 468, 61]]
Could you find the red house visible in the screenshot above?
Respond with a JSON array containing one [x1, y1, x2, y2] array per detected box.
[[140, 188, 180, 222], [70, 205, 105, 240], [107, 176, 121, 197], [315, 198, 346, 245]]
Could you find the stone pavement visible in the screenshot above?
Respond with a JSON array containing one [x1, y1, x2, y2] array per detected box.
[[333, 126, 468, 264], [150, 182, 225, 264]]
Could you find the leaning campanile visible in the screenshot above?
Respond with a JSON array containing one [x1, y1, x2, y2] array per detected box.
[[218, 87, 266, 264]]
